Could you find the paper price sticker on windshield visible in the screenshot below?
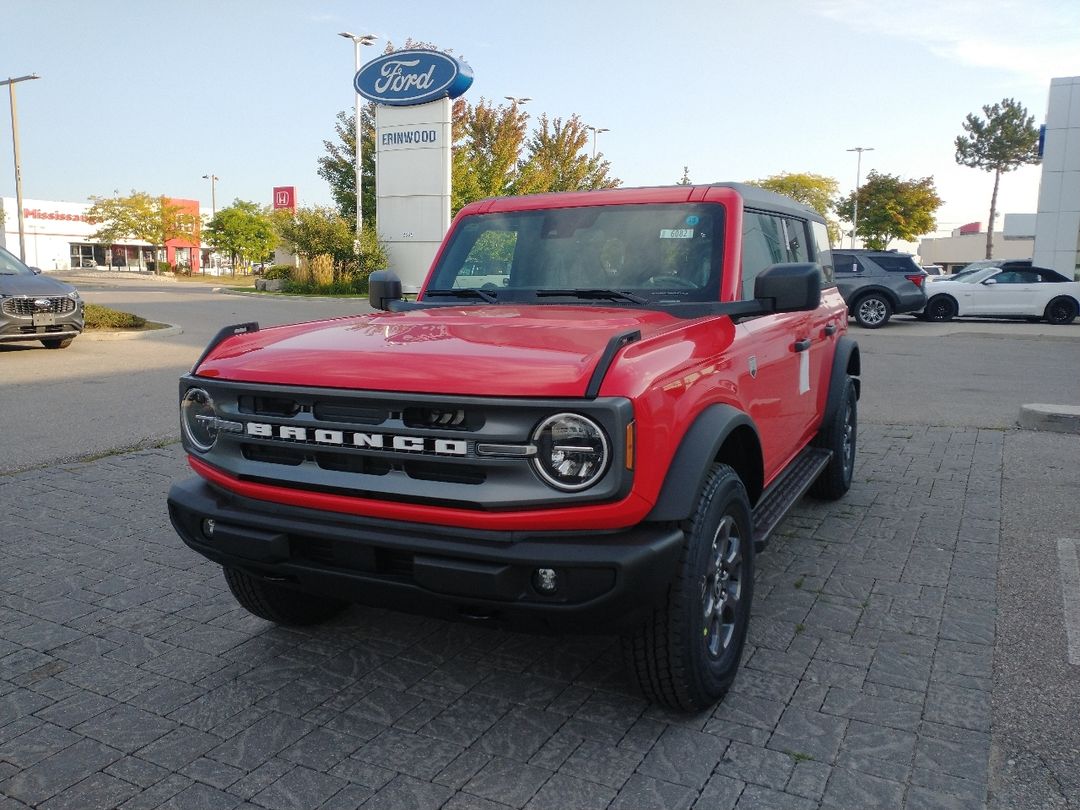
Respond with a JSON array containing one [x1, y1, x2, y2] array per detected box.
[[660, 228, 694, 239]]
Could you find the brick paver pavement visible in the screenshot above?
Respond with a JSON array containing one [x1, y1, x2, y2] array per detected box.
[[0, 424, 1001, 809]]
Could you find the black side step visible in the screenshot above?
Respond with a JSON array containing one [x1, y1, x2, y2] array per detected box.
[[752, 447, 832, 552]]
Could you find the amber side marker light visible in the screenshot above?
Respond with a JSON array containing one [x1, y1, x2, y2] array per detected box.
[[625, 422, 635, 470]]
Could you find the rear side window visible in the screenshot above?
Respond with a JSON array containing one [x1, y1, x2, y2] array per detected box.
[[874, 255, 922, 273], [832, 253, 866, 274], [741, 212, 828, 299], [809, 220, 834, 287], [741, 212, 786, 299]]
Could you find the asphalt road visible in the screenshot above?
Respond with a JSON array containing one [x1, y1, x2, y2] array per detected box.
[[0, 276, 372, 473]]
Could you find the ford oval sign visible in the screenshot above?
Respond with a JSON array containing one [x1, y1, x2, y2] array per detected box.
[[354, 50, 473, 107]]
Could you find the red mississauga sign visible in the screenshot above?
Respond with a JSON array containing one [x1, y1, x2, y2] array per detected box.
[[273, 186, 296, 212]]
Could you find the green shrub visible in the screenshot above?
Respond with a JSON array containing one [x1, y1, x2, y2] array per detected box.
[[263, 264, 293, 280], [84, 303, 147, 329]]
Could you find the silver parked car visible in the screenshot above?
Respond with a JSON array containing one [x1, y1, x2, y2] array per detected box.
[[0, 246, 84, 349]]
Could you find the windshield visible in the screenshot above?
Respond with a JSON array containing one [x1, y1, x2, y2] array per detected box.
[[954, 268, 1000, 284], [0, 245, 33, 276], [425, 203, 724, 304]]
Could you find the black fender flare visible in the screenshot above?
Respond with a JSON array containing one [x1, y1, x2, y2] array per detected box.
[[646, 404, 761, 522], [821, 336, 861, 430]]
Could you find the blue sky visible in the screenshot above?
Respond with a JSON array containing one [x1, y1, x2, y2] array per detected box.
[[2, 0, 1078, 238]]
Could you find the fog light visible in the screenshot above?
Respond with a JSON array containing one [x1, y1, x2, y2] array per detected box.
[[202, 519, 215, 538], [532, 568, 559, 594]]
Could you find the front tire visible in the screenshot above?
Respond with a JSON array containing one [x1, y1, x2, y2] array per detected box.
[[852, 294, 892, 329], [925, 295, 957, 322], [223, 567, 349, 625], [1045, 296, 1078, 325], [810, 376, 857, 500], [623, 464, 753, 711]]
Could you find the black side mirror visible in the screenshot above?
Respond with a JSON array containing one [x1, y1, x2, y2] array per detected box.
[[368, 269, 403, 311], [754, 262, 821, 312]]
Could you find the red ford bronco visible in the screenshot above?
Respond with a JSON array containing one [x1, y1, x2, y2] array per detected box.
[[168, 184, 859, 710]]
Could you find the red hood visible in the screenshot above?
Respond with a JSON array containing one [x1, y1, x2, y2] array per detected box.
[[195, 306, 684, 397]]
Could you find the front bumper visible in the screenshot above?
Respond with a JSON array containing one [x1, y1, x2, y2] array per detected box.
[[0, 312, 84, 343], [168, 476, 685, 631]]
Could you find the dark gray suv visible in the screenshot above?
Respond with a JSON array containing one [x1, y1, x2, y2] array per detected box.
[[832, 249, 927, 328], [0, 245, 84, 349]]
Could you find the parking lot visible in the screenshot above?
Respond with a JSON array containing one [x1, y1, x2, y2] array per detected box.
[[2, 276, 1079, 809]]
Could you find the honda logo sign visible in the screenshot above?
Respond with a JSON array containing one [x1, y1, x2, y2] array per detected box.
[[273, 186, 296, 212]]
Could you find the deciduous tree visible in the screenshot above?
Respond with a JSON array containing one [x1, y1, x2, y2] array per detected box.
[[835, 171, 942, 250], [203, 200, 276, 273], [750, 172, 841, 244], [515, 114, 619, 195], [955, 98, 1040, 259], [87, 191, 198, 271]]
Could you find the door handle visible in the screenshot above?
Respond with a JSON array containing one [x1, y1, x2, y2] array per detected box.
[[824, 323, 837, 336], [794, 338, 812, 352]]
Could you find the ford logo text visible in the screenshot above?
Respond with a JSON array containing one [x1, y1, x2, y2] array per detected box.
[[354, 49, 473, 106]]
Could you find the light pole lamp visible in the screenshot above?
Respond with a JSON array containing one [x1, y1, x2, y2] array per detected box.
[[339, 31, 377, 236], [2, 73, 40, 262], [586, 125, 609, 159], [846, 146, 874, 248], [202, 173, 218, 219], [504, 96, 532, 106]]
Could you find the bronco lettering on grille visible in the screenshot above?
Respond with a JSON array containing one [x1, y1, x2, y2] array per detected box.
[[245, 422, 467, 456]]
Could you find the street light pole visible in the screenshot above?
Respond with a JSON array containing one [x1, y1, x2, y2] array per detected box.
[[846, 146, 874, 249], [504, 96, 532, 107], [2, 73, 40, 262], [202, 173, 218, 219], [586, 125, 609, 159], [339, 31, 377, 236]]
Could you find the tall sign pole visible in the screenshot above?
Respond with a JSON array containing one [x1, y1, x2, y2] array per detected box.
[[339, 32, 377, 235], [2, 74, 40, 262], [846, 146, 874, 249]]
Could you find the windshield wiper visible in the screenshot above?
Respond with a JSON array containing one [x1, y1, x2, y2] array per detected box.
[[425, 288, 499, 303], [534, 288, 648, 304]]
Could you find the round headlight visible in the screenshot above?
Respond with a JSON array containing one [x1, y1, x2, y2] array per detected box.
[[531, 413, 610, 491], [181, 388, 218, 452]]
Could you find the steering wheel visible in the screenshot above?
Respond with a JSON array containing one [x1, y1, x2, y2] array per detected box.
[[645, 274, 697, 289]]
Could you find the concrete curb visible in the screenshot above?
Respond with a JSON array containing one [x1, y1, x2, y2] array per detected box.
[[1018, 403, 1080, 435], [214, 287, 369, 303], [80, 324, 183, 341]]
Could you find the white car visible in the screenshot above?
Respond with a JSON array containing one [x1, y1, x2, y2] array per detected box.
[[920, 266, 1080, 324]]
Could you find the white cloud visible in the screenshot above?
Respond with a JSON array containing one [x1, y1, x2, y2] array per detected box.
[[808, 0, 1080, 84]]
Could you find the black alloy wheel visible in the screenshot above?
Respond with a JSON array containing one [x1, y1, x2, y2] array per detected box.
[[623, 463, 754, 711], [925, 295, 957, 322]]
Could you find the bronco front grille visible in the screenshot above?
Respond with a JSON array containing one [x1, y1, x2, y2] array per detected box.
[[2, 296, 76, 316], [184, 376, 632, 511]]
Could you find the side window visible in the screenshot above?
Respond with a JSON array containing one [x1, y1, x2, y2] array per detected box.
[[809, 220, 834, 287], [741, 212, 786, 299], [833, 253, 863, 274], [783, 219, 810, 262], [874, 255, 921, 273]]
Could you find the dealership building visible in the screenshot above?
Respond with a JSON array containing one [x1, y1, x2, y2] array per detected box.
[[0, 196, 208, 273]]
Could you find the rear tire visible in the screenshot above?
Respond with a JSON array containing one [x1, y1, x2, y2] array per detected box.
[[1045, 296, 1078, 325], [925, 295, 957, 322], [810, 376, 857, 500], [852, 294, 892, 329], [223, 567, 349, 625], [623, 464, 753, 711], [42, 338, 74, 349]]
